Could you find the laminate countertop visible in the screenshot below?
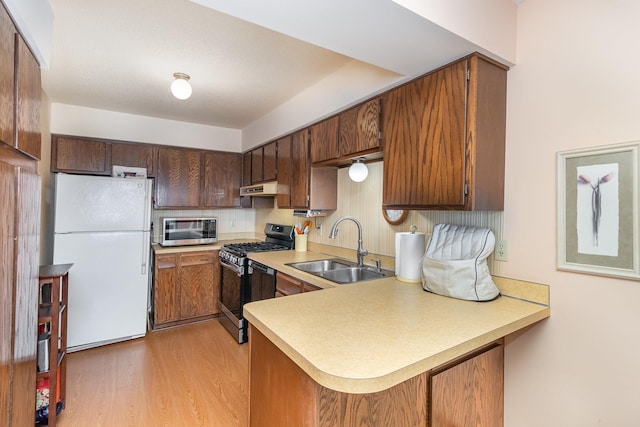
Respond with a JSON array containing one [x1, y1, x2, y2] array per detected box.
[[151, 239, 259, 255], [244, 250, 550, 394]]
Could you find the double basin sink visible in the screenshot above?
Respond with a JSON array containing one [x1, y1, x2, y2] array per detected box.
[[286, 258, 395, 284]]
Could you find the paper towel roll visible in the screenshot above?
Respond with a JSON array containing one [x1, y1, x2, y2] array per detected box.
[[395, 232, 426, 283]]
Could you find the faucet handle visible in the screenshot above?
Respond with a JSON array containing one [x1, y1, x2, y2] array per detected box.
[[371, 258, 381, 271]]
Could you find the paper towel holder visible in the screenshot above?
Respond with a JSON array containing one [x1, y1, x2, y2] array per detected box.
[[383, 209, 408, 225]]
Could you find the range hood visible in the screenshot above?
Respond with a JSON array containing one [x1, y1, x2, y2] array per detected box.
[[293, 210, 329, 218], [240, 181, 279, 196]]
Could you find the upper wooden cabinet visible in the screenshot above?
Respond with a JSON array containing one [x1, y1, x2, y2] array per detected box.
[[249, 141, 277, 184], [276, 135, 292, 208], [278, 128, 337, 210], [381, 53, 507, 210], [0, 5, 41, 160], [51, 134, 246, 210], [242, 151, 251, 186], [289, 129, 310, 208], [338, 98, 380, 160], [202, 151, 243, 208], [0, 5, 14, 148], [262, 141, 277, 182], [309, 116, 339, 164], [310, 99, 381, 167], [155, 147, 202, 208], [51, 135, 157, 176], [15, 35, 41, 160], [110, 141, 156, 176], [52, 136, 109, 173]]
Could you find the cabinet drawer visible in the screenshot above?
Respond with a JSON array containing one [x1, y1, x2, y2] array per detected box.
[[180, 251, 215, 266], [276, 272, 303, 296], [156, 254, 177, 269], [302, 283, 321, 292]]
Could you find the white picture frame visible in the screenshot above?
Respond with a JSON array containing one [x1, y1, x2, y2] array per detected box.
[[557, 141, 640, 280]]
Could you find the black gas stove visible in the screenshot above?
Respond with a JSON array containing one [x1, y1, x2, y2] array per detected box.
[[220, 223, 295, 260], [218, 223, 295, 343]]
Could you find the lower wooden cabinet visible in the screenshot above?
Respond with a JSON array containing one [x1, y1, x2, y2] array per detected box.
[[0, 146, 41, 427], [152, 250, 220, 329], [430, 341, 504, 426], [249, 326, 504, 427]]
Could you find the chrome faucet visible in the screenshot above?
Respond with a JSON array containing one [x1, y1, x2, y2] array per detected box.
[[328, 216, 368, 267]]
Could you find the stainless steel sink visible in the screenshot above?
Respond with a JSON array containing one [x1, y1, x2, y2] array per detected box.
[[287, 259, 354, 273], [318, 267, 387, 284], [286, 258, 395, 284]]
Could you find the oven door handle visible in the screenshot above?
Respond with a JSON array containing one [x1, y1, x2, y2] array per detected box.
[[219, 259, 243, 276]]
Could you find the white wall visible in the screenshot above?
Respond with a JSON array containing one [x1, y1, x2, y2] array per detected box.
[[50, 103, 242, 152], [3, 0, 53, 68], [503, 1, 640, 425], [391, 0, 517, 65]]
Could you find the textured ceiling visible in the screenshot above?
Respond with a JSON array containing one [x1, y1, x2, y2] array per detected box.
[[41, 0, 489, 130], [41, 0, 354, 128]]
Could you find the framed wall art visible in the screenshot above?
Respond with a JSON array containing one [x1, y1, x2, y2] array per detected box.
[[557, 141, 640, 280]]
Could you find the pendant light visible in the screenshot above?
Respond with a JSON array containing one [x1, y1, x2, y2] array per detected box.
[[171, 72, 192, 100], [348, 158, 368, 182]]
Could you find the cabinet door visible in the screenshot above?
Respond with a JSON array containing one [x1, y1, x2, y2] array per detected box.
[[12, 167, 40, 426], [251, 147, 263, 184], [302, 283, 321, 292], [242, 151, 252, 186], [156, 147, 202, 208], [275, 272, 302, 297], [430, 343, 504, 426], [0, 154, 40, 426], [0, 158, 17, 425], [310, 116, 339, 164], [290, 129, 309, 208], [0, 6, 14, 148], [339, 98, 380, 157], [241, 152, 252, 208], [111, 142, 156, 176], [52, 135, 109, 174], [154, 254, 178, 325], [262, 141, 277, 182], [276, 135, 291, 208], [15, 35, 41, 160], [382, 61, 467, 208], [202, 151, 243, 208], [179, 252, 216, 319]]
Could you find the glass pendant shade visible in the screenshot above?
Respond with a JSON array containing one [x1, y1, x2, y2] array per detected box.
[[348, 159, 368, 182], [171, 73, 192, 100]]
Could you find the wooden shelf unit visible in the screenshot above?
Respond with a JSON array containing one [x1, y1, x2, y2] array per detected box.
[[37, 263, 72, 427]]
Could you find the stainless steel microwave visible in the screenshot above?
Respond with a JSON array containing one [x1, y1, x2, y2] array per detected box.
[[160, 217, 217, 246]]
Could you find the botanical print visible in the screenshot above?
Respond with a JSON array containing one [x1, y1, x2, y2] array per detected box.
[[576, 163, 618, 256]]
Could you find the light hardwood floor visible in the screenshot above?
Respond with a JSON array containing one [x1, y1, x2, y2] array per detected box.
[[57, 319, 249, 426]]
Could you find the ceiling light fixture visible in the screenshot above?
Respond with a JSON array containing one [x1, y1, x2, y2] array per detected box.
[[348, 158, 368, 182], [171, 72, 192, 100]]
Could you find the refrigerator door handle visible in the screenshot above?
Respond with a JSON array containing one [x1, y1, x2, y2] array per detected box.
[[141, 231, 151, 275], [143, 179, 153, 231]]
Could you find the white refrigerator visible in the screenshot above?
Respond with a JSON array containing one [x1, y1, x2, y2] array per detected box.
[[53, 173, 152, 351]]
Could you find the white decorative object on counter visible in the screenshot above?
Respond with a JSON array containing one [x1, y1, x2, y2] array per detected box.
[[395, 230, 426, 283], [421, 224, 499, 301]]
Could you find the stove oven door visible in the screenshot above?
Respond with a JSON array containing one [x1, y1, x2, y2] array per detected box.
[[219, 258, 248, 343]]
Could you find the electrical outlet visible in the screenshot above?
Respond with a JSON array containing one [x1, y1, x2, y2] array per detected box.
[[231, 219, 237, 229], [495, 240, 508, 261]]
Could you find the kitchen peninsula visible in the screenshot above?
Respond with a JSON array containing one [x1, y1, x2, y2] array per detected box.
[[244, 250, 550, 426]]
